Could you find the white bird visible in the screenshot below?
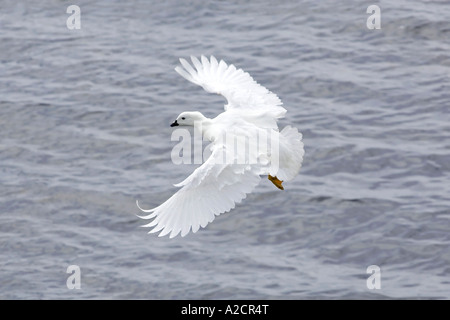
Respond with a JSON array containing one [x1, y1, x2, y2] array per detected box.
[[137, 55, 304, 238]]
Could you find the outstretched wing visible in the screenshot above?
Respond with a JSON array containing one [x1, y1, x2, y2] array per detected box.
[[175, 55, 286, 118], [137, 146, 262, 238]]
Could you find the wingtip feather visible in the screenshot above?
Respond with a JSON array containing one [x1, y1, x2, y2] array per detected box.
[[136, 200, 156, 213]]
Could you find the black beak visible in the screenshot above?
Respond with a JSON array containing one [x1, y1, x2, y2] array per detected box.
[[170, 120, 179, 127]]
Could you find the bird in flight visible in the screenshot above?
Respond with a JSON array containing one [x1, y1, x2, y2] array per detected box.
[[137, 56, 304, 238]]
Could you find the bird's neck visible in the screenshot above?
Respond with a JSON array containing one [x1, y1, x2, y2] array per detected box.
[[195, 118, 214, 141]]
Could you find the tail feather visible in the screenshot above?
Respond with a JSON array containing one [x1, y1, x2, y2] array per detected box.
[[274, 126, 304, 182]]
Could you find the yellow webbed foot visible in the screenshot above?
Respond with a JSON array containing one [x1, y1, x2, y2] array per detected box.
[[268, 175, 284, 190]]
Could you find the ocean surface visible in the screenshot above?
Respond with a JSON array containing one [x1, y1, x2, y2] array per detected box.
[[1, 0, 449, 299]]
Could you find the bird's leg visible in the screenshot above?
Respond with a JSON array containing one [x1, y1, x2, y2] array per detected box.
[[268, 175, 284, 190]]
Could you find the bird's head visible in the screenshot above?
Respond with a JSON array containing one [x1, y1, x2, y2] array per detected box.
[[170, 111, 206, 127]]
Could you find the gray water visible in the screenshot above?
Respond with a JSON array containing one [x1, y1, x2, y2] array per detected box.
[[1, 0, 450, 299]]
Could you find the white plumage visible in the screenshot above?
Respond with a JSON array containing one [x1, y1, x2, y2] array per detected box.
[[137, 55, 304, 238]]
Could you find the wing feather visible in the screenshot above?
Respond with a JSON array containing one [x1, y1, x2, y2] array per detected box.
[[210, 55, 219, 74], [174, 66, 194, 84], [175, 55, 286, 116], [190, 55, 203, 74], [179, 58, 197, 77], [217, 59, 228, 79], [137, 147, 261, 238]]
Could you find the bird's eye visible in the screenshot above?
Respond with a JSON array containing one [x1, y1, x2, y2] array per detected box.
[[181, 117, 185, 120]]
